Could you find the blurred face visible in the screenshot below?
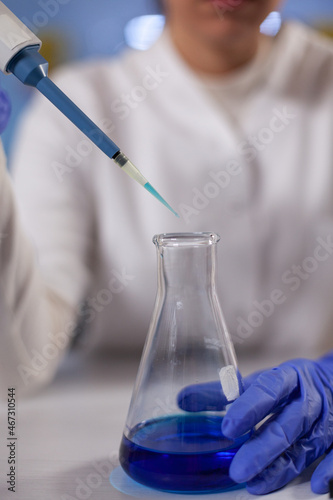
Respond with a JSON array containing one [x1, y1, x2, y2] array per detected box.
[[164, 0, 283, 46]]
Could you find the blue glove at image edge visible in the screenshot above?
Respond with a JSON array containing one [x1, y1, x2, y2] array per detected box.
[[177, 352, 333, 495]]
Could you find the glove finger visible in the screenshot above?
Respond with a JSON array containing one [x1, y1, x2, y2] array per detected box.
[[244, 434, 328, 495], [177, 381, 228, 411], [222, 366, 299, 439], [177, 371, 263, 412], [311, 448, 333, 494], [229, 394, 323, 484], [243, 370, 266, 389], [229, 417, 290, 483]]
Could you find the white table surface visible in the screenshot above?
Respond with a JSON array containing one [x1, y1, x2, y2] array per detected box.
[[0, 352, 328, 500]]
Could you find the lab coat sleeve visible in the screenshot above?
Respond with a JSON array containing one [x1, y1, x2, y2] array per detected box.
[[10, 78, 97, 309], [1, 64, 107, 395], [0, 141, 79, 395]]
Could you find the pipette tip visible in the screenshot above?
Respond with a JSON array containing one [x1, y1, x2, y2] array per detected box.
[[144, 183, 180, 218]]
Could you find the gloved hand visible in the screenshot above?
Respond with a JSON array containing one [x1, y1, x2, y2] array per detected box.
[[0, 86, 11, 134], [178, 354, 333, 495]]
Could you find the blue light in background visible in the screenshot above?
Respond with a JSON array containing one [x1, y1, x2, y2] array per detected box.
[[124, 15, 165, 51], [124, 11, 282, 52], [1, 0, 333, 160], [260, 12, 282, 37]]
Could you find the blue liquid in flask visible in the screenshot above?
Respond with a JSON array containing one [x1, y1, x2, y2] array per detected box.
[[119, 414, 249, 493]]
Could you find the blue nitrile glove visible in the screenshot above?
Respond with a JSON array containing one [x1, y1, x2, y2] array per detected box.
[[177, 354, 333, 495], [0, 87, 11, 134], [177, 370, 260, 411]]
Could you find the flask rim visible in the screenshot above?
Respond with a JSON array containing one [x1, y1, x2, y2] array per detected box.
[[153, 232, 220, 247]]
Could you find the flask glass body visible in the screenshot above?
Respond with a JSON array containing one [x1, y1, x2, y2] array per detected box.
[[119, 233, 248, 493]]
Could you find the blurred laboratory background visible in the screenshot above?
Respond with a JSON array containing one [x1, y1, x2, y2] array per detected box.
[[1, 0, 333, 160]]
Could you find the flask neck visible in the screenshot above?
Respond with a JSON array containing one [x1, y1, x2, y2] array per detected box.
[[155, 234, 218, 290]]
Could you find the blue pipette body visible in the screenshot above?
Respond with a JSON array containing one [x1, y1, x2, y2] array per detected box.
[[8, 46, 178, 216], [8, 47, 119, 159]]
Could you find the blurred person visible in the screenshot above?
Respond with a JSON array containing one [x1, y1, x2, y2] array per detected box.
[[1, 0, 333, 494]]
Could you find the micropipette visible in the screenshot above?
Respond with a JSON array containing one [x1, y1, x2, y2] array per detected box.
[[0, 1, 178, 217]]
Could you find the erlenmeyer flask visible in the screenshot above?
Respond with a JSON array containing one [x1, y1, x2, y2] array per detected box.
[[119, 233, 249, 493]]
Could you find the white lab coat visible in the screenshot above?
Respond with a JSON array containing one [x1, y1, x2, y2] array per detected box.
[[2, 21, 333, 391]]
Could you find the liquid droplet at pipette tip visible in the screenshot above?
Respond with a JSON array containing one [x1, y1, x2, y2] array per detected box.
[[144, 182, 180, 218]]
